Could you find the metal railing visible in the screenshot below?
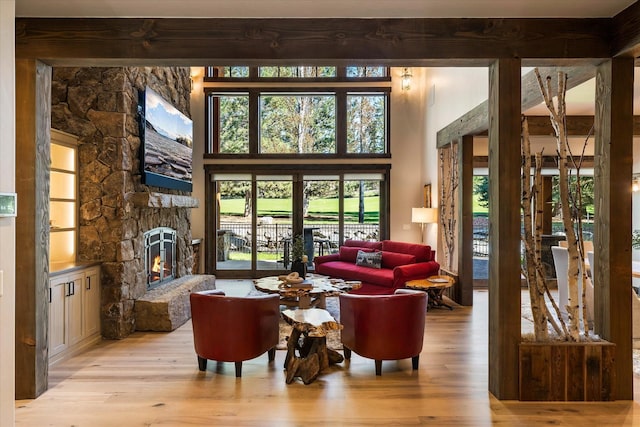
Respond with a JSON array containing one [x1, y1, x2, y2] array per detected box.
[[218, 222, 379, 261]]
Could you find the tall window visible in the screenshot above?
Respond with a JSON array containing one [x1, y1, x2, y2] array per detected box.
[[347, 93, 386, 154], [260, 94, 336, 154], [205, 66, 390, 156], [211, 93, 249, 154]]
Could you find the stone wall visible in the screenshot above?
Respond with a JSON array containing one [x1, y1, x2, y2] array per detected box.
[[51, 67, 194, 339]]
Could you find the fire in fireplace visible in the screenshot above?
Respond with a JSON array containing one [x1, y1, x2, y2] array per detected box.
[[144, 227, 176, 289]]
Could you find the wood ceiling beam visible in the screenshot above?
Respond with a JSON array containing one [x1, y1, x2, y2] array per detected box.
[[15, 17, 611, 66], [476, 115, 640, 137], [436, 66, 596, 148], [472, 156, 595, 169], [612, 0, 640, 58]]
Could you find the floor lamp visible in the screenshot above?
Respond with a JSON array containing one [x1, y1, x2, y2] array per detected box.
[[412, 207, 438, 244]]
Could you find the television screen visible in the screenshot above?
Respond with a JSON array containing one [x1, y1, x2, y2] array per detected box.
[[139, 86, 193, 192]]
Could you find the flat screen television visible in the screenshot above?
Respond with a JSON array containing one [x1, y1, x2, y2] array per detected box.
[[138, 86, 193, 192]]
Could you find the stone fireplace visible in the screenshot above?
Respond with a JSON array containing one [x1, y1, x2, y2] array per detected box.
[[51, 66, 198, 339], [144, 226, 176, 289]]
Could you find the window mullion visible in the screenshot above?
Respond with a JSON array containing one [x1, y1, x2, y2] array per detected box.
[[249, 90, 259, 154], [336, 90, 347, 155]]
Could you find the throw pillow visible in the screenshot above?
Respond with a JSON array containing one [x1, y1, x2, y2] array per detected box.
[[355, 250, 382, 269]]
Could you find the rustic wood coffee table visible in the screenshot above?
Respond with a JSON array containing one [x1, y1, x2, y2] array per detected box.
[[281, 308, 344, 384], [253, 273, 361, 309], [405, 275, 454, 310]]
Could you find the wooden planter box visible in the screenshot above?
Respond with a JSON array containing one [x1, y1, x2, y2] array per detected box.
[[519, 341, 616, 401]]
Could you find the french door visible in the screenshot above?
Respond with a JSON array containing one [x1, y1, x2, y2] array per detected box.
[[206, 166, 388, 278]]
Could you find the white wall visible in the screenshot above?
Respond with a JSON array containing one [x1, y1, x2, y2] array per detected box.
[[424, 67, 489, 261], [389, 67, 430, 243], [0, 1, 16, 425], [189, 68, 206, 272]]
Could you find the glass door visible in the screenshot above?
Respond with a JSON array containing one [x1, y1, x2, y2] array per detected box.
[[214, 174, 252, 271], [343, 174, 381, 242], [302, 175, 341, 268], [209, 169, 387, 278], [256, 175, 293, 271]]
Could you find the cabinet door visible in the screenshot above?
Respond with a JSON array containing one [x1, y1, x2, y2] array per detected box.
[[67, 272, 85, 347], [83, 266, 101, 337], [48, 276, 69, 357]]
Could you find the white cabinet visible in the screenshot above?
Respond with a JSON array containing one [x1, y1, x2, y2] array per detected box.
[[48, 265, 101, 364], [83, 266, 101, 338]]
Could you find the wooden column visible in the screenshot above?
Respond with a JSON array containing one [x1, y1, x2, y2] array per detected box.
[[456, 135, 474, 305], [15, 59, 51, 399], [593, 57, 634, 400], [488, 58, 521, 400]]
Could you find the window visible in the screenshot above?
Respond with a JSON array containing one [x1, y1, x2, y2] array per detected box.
[[260, 94, 336, 154], [209, 93, 250, 154], [347, 93, 386, 154], [259, 66, 336, 78], [205, 66, 390, 157], [346, 66, 386, 78]]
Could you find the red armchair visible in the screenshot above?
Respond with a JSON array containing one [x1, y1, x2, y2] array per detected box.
[[339, 289, 427, 375], [189, 290, 280, 377]]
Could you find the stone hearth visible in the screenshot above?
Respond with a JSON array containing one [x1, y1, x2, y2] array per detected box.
[[134, 275, 216, 332]]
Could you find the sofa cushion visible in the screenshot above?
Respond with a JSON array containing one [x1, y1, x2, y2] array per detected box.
[[356, 250, 382, 269], [316, 261, 394, 287], [344, 240, 383, 250], [339, 246, 372, 263], [382, 240, 432, 262], [381, 251, 416, 269]]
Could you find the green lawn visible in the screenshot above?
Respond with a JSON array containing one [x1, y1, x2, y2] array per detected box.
[[473, 193, 488, 215], [220, 196, 380, 223]]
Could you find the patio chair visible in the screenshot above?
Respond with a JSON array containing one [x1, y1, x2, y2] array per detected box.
[[189, 290, 280, 377], [339, 289, 427, 375]]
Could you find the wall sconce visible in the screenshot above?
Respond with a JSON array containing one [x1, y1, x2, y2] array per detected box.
[[190, 67, 203, 92], [633, 174, 640, 192], [412, 207, 438, 243], [401, 67, 413, 91]]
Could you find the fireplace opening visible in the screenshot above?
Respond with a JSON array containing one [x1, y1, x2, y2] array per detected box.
[[144, 227, 176, 289]]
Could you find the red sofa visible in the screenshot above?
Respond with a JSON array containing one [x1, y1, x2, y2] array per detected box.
[[314, 240, 440, 295]]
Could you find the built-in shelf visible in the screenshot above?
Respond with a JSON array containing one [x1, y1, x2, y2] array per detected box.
[[50, 129, 78, 264]]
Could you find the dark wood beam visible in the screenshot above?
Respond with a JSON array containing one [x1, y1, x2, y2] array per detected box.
[[612, 0, 640, 58], [15, 59, 51, 399], [472, 156, 594, 169], [457, 135, 474, 306], [15, 18, 611, 66], [436, 66, 596, 148], [525, 116, 593, 136], [488, 58, 521, 400], [594, 57, 634, 400]]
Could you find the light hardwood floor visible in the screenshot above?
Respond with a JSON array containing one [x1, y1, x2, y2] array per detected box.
[[15, 283, 640, 426]]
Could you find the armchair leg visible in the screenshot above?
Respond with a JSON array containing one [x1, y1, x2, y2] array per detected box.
[[375, 360, 382, 376], [197, 356, 207, 371], [412, 355, 420, 370], [343, 347, 351, 360], [235, 361, 243, 378], [268, 348, 276, 362]]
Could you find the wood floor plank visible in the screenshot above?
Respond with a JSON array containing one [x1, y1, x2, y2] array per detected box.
[[15, 289, 640, 426]]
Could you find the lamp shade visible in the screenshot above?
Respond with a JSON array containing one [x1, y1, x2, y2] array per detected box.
[[412, 207, 438, 224]]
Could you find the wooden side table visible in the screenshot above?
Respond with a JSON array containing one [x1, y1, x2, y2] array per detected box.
[[405, 275, 454, 310], [281, 308, 344, 384]]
